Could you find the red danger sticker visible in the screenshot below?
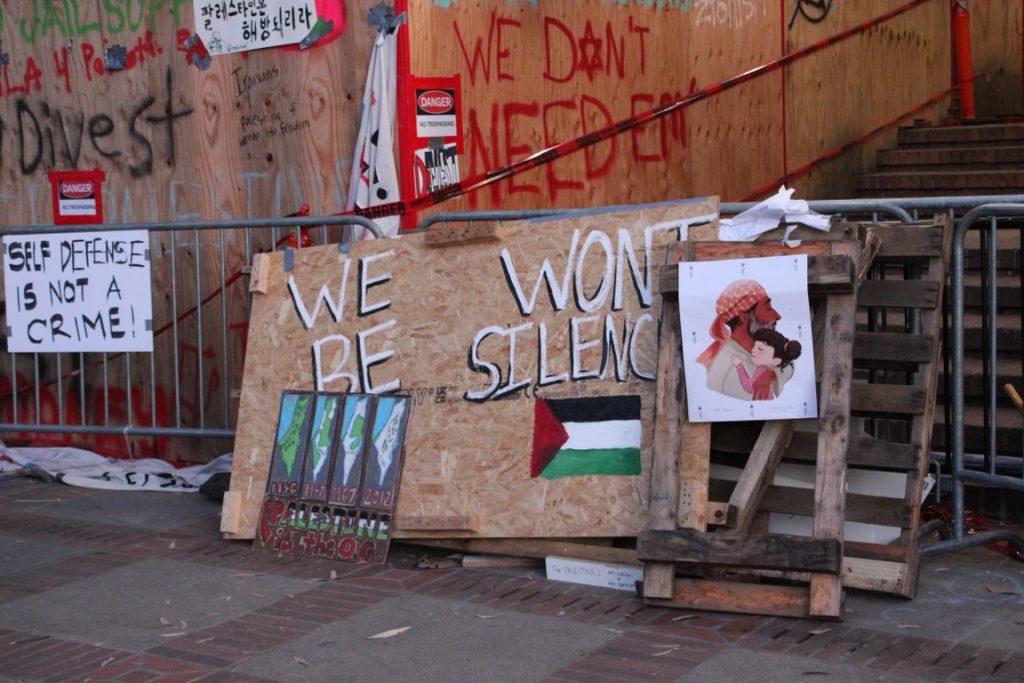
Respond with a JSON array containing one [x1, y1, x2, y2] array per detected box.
[[60, 181, 95, 199], [417, 90, 454, 115]]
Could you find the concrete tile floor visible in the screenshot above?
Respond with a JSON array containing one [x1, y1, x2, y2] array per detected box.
[[0, 478, 1020, 682]]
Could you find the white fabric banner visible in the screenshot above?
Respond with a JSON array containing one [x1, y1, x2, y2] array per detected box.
[[0, 444, 230, 493], [347, 25, 401, 238]]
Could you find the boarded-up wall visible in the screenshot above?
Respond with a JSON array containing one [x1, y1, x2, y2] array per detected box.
[[2, 1, 1014, 462], [971, 1, 1023, 117], [785, 0, 951, 199], [222, 198, 718, 540], [0, 1, 377, 458], [408, 0, 956, 208]]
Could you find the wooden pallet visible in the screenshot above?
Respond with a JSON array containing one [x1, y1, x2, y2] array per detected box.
[[842, 217, 951, 597], [638, 227, 863, 619], [692, 219, 952, 599]]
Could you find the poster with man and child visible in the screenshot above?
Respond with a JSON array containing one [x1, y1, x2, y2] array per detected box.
[[679, 255, 817, 423]]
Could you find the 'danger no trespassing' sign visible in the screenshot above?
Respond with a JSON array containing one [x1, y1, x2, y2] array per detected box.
[[3, 230, 153, 353]]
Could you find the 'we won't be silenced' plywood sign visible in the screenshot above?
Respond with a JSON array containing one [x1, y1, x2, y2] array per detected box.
[[222, 198, 718, 540]]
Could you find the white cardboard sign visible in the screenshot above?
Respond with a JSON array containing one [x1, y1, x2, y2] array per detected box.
[[3, 230, 153, 353], [545, 556, 643, 593], [194, 1, 317, 55]]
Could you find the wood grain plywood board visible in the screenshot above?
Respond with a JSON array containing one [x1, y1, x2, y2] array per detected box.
[[409, 0, 782, 212], [222, 198, 719, 539], [785, 0, 950, 199]]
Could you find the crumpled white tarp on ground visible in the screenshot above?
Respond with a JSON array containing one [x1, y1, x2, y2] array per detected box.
[[0, 443, 231, 493]]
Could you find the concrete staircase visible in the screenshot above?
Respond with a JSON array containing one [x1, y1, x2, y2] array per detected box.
[[857, 121, 1024, 466], [858, 122, 1024, 196]]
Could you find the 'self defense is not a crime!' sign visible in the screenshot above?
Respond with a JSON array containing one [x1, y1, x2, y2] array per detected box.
[[3, 230, 154, 353]]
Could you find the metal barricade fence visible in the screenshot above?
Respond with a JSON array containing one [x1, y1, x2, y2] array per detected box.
[[3, 196, 1024, 553], [0, 215, 381, 459], [921, 203, 1024, 555]]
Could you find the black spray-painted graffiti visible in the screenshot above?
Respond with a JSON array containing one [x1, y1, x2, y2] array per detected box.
[[788, 0, 833, 29], [0, 67, 193, 177]]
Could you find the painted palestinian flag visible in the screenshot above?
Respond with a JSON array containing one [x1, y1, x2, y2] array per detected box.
[[530, 396, 642, 479]]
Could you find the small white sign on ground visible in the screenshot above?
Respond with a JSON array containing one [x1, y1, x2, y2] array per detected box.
[[3, 230, 153, 353], [545, 556, 643, 593]]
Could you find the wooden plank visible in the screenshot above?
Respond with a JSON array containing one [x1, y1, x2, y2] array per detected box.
[[845, 541, 913, 563], [759, 486, 914, 528], [842, 557, 911, 596], [404, 539, 640, 567], [725, 420, 795, 534], [858, 280, 940, 309], [784, 431, 918, 471], [644, 295, 684, 599], [753, 556, 912, 597], [662, 254, 854, 295], [677, 418, 712, 532], [637, 529, 841, 573], [809, 243, 858, 618], [900, 217, 952, 599], [869, 225, 945, 259], [686, 224, 861, 246], [646, 579, 816, 619], [851, 384, 927, 416], [249, 254, 272, 294], [689, 241, 833, 260], [853, 331, 934, 366]]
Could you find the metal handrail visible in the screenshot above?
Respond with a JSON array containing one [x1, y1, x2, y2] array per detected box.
[[0, 215, 384, 239]]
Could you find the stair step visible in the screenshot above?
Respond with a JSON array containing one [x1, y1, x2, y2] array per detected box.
[[857, 170, 1024, 193], [898, 122, 1024, 147], [937, 356, 1024, 398], [962, 248, 1021, 271], [963, 274, 1022, 309], [876, 145, 1024, 171], [855, 313, 1024, 351], [932, 405, 1024, 456]]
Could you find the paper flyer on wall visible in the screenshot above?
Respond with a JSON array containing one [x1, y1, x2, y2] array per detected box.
[[678, 254, 817, 423]]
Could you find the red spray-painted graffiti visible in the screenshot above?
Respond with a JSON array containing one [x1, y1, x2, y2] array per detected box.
[[452, 11, 691, 207], [0, 370, 172, 457]]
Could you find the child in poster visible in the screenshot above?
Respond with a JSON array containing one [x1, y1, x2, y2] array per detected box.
[[730, 329, 802, 401]]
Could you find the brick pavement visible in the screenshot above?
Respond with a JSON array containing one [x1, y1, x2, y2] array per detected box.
[[0, 478, 1020, 682]]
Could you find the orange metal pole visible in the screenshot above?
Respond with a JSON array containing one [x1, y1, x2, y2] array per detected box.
[[952, 0, 976, 120]]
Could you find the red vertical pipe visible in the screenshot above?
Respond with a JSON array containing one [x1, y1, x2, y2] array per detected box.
[[394, 0, 417, 230], [780, 0, 789, 185], [952, 0, 976, 120]]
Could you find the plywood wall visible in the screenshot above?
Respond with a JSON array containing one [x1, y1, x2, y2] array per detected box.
[[971, 1, 1023, 117], [222, 199, 719, 540], [408, 0, 958, 207], [785, 0, 951, 199], [409, 0, 783, 210], [0, 1, 377, 458], [1, 2, 1014, 461]]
